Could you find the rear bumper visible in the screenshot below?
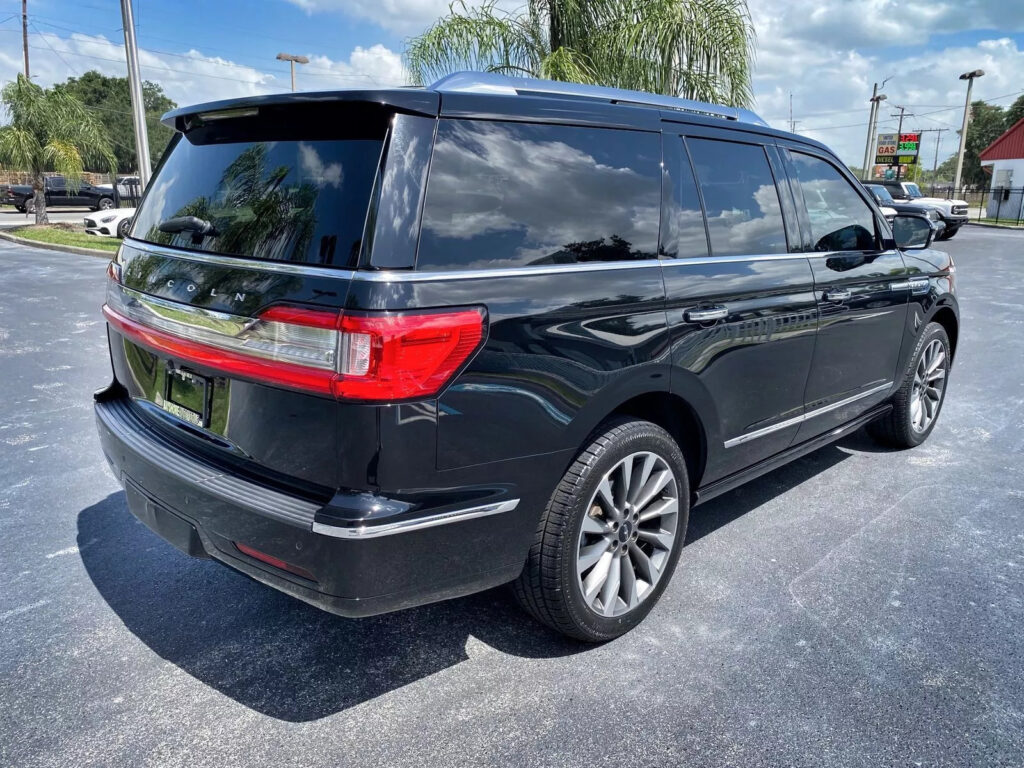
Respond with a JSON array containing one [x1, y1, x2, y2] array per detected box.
[[95, 394, 540, 617]]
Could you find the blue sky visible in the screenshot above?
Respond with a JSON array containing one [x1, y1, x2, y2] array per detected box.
[[1, 0, 1023, 166]]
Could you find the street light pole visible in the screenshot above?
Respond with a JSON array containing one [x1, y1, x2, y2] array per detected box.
[[953, 69, 985, 193], [861, 87, 887, 180], [21, 0, 29, 78], [890, 105, 912, 181], [276, 52, 309, 92], [120, 0, 151, 189]]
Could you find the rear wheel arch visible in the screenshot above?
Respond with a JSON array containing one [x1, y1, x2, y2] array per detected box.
[[607, 391, 708, 494]]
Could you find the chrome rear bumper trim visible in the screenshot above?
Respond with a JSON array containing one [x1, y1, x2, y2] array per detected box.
[[312, 499, 520, 539]]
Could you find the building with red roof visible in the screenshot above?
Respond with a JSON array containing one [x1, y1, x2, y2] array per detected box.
[[980, 117, 1024, 220]]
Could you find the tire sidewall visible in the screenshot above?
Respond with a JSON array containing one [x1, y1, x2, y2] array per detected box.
[[117, 218, 130, 238], [557, 422, 689, 640], [900, 323, 951, 446]]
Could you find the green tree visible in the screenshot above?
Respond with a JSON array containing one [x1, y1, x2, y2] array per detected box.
[[0, 74, 115, 224], [405, 0, 756, 106], [53, 70, 176, 173], [1004, 94, 1024, 130]]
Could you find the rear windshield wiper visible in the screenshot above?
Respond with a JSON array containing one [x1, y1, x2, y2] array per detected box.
[[158, 216, 218, 239]]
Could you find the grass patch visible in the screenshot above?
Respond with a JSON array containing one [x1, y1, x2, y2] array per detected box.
[[7, 224, 120, 252]]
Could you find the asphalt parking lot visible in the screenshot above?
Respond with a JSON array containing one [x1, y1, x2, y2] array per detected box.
[[1, 227, 1022, 767]]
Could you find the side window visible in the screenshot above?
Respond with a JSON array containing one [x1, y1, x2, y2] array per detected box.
[[661, 137, 710, 259], [417, 120, 660, 270], [687, 138, 788, 257], [790, 152, 878, 252]]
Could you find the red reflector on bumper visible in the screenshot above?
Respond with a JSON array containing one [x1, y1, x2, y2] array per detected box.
[[234, 541, 317, 582]]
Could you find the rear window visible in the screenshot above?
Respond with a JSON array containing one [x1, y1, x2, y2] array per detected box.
[[417, 120, 660, 271], [130, 111, 385, 267]]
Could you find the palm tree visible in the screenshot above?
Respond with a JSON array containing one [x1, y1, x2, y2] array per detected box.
[[405, 0, 755, 107], [0, 74, 115, 224]]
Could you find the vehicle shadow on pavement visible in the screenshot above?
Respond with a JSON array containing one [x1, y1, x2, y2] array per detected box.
[[77, 492, 586, 722], [77, 432, 867, 722]]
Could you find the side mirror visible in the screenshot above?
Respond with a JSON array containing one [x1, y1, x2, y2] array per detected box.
[[892, 213, 934, 250]]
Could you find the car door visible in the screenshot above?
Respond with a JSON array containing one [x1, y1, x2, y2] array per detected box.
[[661, 129, 818, 483], [780, 145, 909, 441], [45, 176, 69, 206]]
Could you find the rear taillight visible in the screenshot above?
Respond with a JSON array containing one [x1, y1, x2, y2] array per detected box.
[[102, 278, 485, 402]]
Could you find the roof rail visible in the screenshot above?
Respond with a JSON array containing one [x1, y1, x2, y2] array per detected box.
[[430, 71, 768, 127]]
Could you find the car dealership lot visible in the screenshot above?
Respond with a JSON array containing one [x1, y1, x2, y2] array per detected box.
[[1, 228, 1022, 767]]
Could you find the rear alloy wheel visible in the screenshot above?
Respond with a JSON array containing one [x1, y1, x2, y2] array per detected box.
[[513, 418, 689, 641], [868, 322, 950, 448]]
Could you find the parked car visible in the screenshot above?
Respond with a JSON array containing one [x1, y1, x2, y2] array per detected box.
[[4, 175, 115, 212], [84, 208, 136, 238], [97, 175, 144, 203], [863, 182, 945, 238], [877, 180, 967, 240], [94, 73, 958, 641]]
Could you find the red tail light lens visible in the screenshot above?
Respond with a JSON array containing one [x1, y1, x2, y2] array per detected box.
[[102, 280, 485, 402], [334, 310, 485, 400]]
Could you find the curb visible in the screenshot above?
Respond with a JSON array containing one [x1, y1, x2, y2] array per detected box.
[[0, 229, 114, 258], [965, 221, 1024, 230]]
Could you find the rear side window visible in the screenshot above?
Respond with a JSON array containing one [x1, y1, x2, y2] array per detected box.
[[790, 152, 877, 252], [687, 138, 788, 257], [131, 120, 384, 267], [417, 120, 660, 271]]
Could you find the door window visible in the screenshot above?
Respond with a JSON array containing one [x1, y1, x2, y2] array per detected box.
[[417, 120, 661, 270], [686, 138, 788, 257], [791, 152, 878, 252]]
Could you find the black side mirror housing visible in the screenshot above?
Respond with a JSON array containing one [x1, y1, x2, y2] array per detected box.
[[892, 213, 935, 250]]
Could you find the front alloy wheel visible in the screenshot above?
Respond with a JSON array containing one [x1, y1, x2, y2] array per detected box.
[[868, 321, 951, 448]]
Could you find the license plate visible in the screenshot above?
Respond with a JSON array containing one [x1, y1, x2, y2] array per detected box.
[[158, 367, 211, 428]]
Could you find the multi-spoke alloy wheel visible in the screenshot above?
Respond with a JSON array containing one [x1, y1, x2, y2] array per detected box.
[[575, 451, 679, 617], [911, 339, 946, 433], [513, 418, 690, 641], [868, 321, 951, 449]]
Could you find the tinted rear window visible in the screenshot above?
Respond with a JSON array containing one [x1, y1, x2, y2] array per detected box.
[[131, 120, 384, 267], [417, 120, 660, 271], [687, 138, 788, 257]]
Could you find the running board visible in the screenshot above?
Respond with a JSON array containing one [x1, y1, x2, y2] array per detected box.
[[694, 404, 892, 505]]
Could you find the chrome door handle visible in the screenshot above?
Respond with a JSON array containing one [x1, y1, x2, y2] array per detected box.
[[685, 306, 729, 323], [823, 288, 852, 302]]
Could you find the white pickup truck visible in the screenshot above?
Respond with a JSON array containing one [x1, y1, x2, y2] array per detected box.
[[878, 181, 969, 240]]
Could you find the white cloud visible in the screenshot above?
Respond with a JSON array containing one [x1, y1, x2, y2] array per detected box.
[[751, 1, 1024, 166], [0, 32, 407, 117], [283, 0, 521, 35]]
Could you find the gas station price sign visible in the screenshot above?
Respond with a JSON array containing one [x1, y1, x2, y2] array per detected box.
[[875, 131, 920, 165]]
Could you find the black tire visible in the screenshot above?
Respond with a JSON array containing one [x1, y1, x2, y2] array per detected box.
[[97, 197, 114, 211], [15, 205, 25, 213], [937, 226, 958, 241], [513, 418, 690, 642], [867, 322, 951, 448], [116, 218, 131, 238]]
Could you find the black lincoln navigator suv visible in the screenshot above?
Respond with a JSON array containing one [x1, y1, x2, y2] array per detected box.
[[95, 72, 958, 641]]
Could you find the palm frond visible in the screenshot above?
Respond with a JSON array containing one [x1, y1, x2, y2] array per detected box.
[[43, 140, 85, 189], [404, 1, 542, 85], [0, 125, 43, 174]]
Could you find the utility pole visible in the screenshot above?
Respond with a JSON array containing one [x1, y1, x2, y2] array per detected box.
[[890, 105, 912, 180], [21, 0, 29, 78], [917, 128, 948, 179], [861, 85, 888, 180], [788, 93, 800, 134], [953, 69, 985, 192], [120, 0, 152, 188], [276, 52, 309, 92]]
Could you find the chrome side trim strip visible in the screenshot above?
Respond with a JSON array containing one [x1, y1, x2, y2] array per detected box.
[[123, 238, 818, 283], [312, 498, 520, 539], [724, 381, 893, 448]]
